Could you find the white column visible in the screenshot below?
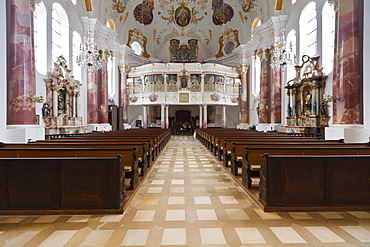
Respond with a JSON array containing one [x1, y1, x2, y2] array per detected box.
[[203, 105, 208, 129], [143, 105, 147, 129], [53, 90, 58, 117], [71, 95, 75, 118], [161, 104, 165, 129], [222, 105, 226, 128], [75, 95, 79, 118], [199, 105, 203, 128], [165, 105, 169, 129]]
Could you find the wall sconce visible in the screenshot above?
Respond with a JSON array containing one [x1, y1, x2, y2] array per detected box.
[[32, 96, 44, 103], [97, 105, 104, 112]]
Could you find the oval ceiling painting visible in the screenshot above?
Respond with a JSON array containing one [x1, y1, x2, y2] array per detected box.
[[212, 0, 234, 25], [134, 0, 154, 25], [175, 3, 191, 27]]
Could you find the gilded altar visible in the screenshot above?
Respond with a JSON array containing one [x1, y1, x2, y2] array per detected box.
[[285, 55, 329, 127], [43, 56, 87, 135]]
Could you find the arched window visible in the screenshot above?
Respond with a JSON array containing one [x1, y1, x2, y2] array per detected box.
[[322, 2, 335, 74], [106, 19, 115, 31], [72, 31, 82, 81], [286, 30, 297, 81], [299, 2, 317, 58], [107, 57, 116, 98], [252, 18, 261, 31], [52, 3, 69, 65], [33, 2, 47, 75], [252, 54, 261, 97], [131, 41, 143, 56]]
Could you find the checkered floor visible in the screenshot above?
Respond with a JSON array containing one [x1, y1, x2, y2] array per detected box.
[[0, 135, 370, 246]]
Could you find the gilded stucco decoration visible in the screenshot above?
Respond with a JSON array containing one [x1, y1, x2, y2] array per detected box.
[[126, 28, 150, 58], [160, 2, 204, 27], [238, 0, 258, 22], [134, 0, 155, 25], [215, 28, 240, 58]]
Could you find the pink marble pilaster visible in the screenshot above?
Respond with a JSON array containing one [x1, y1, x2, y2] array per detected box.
[[119, 71, 129, 123], [333, 0, 362, 124], [87, 69, 98, 124], [270, 61, 281, 124], [239, 71, 249, 124], [99, 61, 109, 123], [259, 59, 270, 123], [7, 0, 36, 125]]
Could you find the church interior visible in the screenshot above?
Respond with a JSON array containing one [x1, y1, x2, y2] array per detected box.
[[1, 0, 370, 246]]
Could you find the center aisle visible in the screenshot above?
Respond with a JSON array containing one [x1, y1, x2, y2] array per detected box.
[[120, 135, 261, 246], [119, 135, 370, 246]]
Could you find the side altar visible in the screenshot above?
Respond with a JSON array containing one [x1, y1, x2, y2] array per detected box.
[[42, 56, 87, 136], [282, 55, 331, 136]]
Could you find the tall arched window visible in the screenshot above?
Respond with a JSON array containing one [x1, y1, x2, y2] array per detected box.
[[252, 54, 261, 97], [286, 30, 297, 81], [72, 31, 82, 81], [33, 2, 47, 75], [322, 2, 335, 74], [107, 57, 116, 98], [52, 3, 69, 65], [299, 2, 317, 58]]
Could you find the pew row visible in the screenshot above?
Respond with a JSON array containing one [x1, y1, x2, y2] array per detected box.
[[0, 156, 126, 214], [0, 147, 139, 190], [1, 142, 149, 176], [258, 154, 370, 211], [241, 146, 370, 189]]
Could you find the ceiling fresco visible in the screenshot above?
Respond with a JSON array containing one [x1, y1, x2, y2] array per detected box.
[[102, 0, 267, 62]]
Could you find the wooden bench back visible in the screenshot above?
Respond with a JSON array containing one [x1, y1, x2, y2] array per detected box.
[[244, 146, 370, 167], [0, 155, 125, 212]]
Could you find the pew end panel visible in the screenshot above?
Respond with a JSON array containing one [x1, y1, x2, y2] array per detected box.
[[259, 154, 370, 211], [0, 155, 126, 213]]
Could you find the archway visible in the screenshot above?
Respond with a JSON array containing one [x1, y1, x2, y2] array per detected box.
[[175, 109, 191, 134]]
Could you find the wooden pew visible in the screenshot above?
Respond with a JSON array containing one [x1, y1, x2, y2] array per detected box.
[[3, 142, 150, 176], [0, 147, 139, 190], [241, 146, 370, 189], [220, 137, 330, 166], [55, 129, 171, 161], [229, 141, 369, 175], [258, 154, 370, 211], [0, 156, 125, 214]]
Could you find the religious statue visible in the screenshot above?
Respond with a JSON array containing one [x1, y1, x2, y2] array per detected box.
[[304, 91, 312, 114], [42, 103, 51, 117]]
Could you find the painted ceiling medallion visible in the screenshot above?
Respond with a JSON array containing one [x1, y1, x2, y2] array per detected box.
[[175, 2, 191, 27], [134, 0, 154, 25], [212, 0, 234, 25]]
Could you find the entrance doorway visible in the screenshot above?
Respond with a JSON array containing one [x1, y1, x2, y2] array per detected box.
[[175, 110, 191, 134]]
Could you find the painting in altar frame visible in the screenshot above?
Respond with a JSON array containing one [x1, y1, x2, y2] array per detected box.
[[179, 93, 189, 103]]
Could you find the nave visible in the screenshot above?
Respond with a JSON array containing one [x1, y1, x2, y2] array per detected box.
[[0, 136, 370, 246]]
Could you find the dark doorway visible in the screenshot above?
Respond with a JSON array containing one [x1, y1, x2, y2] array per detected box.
[[175, 110, 191, 134]]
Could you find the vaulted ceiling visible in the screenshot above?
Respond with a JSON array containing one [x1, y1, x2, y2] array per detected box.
[[88, 0, 284, 63]]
